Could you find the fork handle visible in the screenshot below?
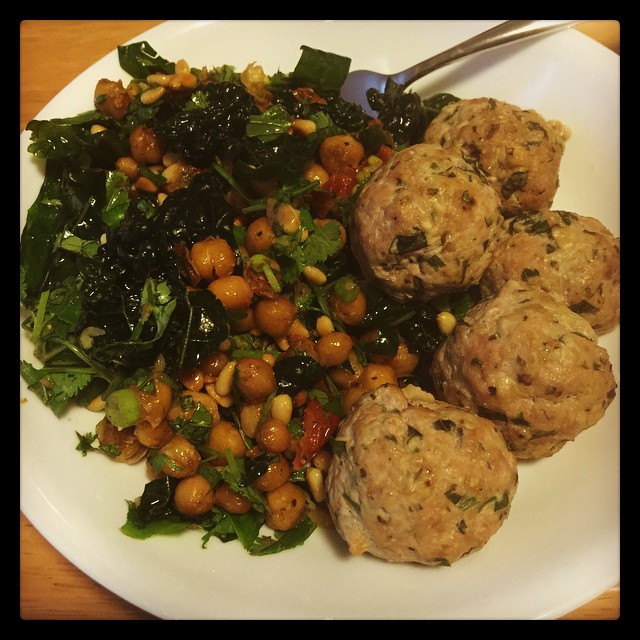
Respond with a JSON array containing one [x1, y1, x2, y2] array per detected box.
[[392, 20, 582, 90]]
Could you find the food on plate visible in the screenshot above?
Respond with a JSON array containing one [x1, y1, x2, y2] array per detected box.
[[349, 143, 503, 301], [430, 280, 617, 460], [19, 37, 618, 561], [424, 97, 570, 216], [480, 209, 620, 334], [325, 384, 518, 565]]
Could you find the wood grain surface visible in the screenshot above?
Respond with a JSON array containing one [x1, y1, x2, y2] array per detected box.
[[19, 19, 621, 621]]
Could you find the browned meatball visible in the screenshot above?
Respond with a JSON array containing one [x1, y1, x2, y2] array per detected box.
[[480, 209, 620, 335], [424, 98, 570, 216], [430, 280, 617, 460], [325, 384, 518, 566], [349, 143, 503, 302]]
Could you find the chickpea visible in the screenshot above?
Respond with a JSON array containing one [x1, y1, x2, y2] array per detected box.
[[283, 335, 319, 362], [331, 290, 367, 326], [96, 419, 147, 464], [94, 78, 131, 120], [265, 481, 308, 531], [208, 420, 248, 465], [115, 156, 139, 179], [316, 331, 354, 368], [244, 216, 276, 255], [167, 390, 220, 426], [256, 417, 291, 454], [359, 363, 397, 391], [135, 377, 174, 429], [253, 456, 291, 492], [253, 296, 297, 338], [381, 340, 420, 378], [129, 124, 164, 164], [179, 367, 205, 391], [134, 418, 174, 449], [214, 482, 252, 514], [230, 306, 255, 333], [235, 357, 277, 404], [327, 350, 364, 390], [319, 134, 365, 174], [173, 474, 215, 517], [342, 385, 367, 414], [208, 275, 253, 310], [199, 350, 229, 377], [190, 238, 236, 282], [303, 162, 330, 185], [159, 434, 201, 478]]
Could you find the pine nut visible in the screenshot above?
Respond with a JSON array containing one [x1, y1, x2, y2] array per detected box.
[[303, 265, 327, 286], [86, 394, 106, 412], [215, 360, 237, 397], [204, 383, 234, 408], [306, 467, 325, 502], [270, 394, 293, 425], [289, 118, 317, 136], [140, 86, 166, 105], [90, 124, 108, 134], [315, 315, 334, 336], [436, 311, 457, 336]]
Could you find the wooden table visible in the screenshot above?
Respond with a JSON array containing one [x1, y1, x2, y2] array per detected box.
[[19, 19, 621, 621]]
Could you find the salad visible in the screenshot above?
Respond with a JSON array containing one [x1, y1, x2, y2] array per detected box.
[[20, 42, 467, 555]]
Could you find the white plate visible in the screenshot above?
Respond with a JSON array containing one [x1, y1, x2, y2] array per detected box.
[[20, 20, 620, 620]]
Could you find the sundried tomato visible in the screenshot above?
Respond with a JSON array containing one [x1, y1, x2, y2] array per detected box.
[[293, 399, 341, 470]]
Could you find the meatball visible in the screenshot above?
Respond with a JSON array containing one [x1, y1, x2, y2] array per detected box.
[[349, 143, 503, 302], [424, 97, 570, 216], [325, 384, 518, 566], [430, 280, 617, 460], [480, 209, 620, 335]]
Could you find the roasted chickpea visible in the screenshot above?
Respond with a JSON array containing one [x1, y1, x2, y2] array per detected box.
[[134, 418, 174, 449], [265, 481, 308, 531], [94, 78, 131, 120], [208, 420, 248, 464], [235, 357, 277, 404], [244, 216, 276, 254], [199, 350, 230, 377], [190, 238, 236, 282], [331, 290, 367, 326], [253, 296, 297, 338], [316, 331, 354, 368], [179, 367, 205, 391], [359, 363, 397, 391], [319, 134, 365, 174], [342, 385, 367, 414], [303, 162, 330, 185], [173, 474, 215, 517], [231, 307, 255, 333], [167, 390, 220, 426], [256, 417, 291, 454], [96, 419, 147, 464], [214, 482, 252, 514], [159, 434, 201, 478], [252, 456, 291, 492], [378, 340, 420, 378], [208, 275, 253, 310], [129, 124, 164, 164]]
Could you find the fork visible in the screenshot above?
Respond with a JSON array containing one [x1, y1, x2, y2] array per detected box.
[[340, 20, 582, 113]]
